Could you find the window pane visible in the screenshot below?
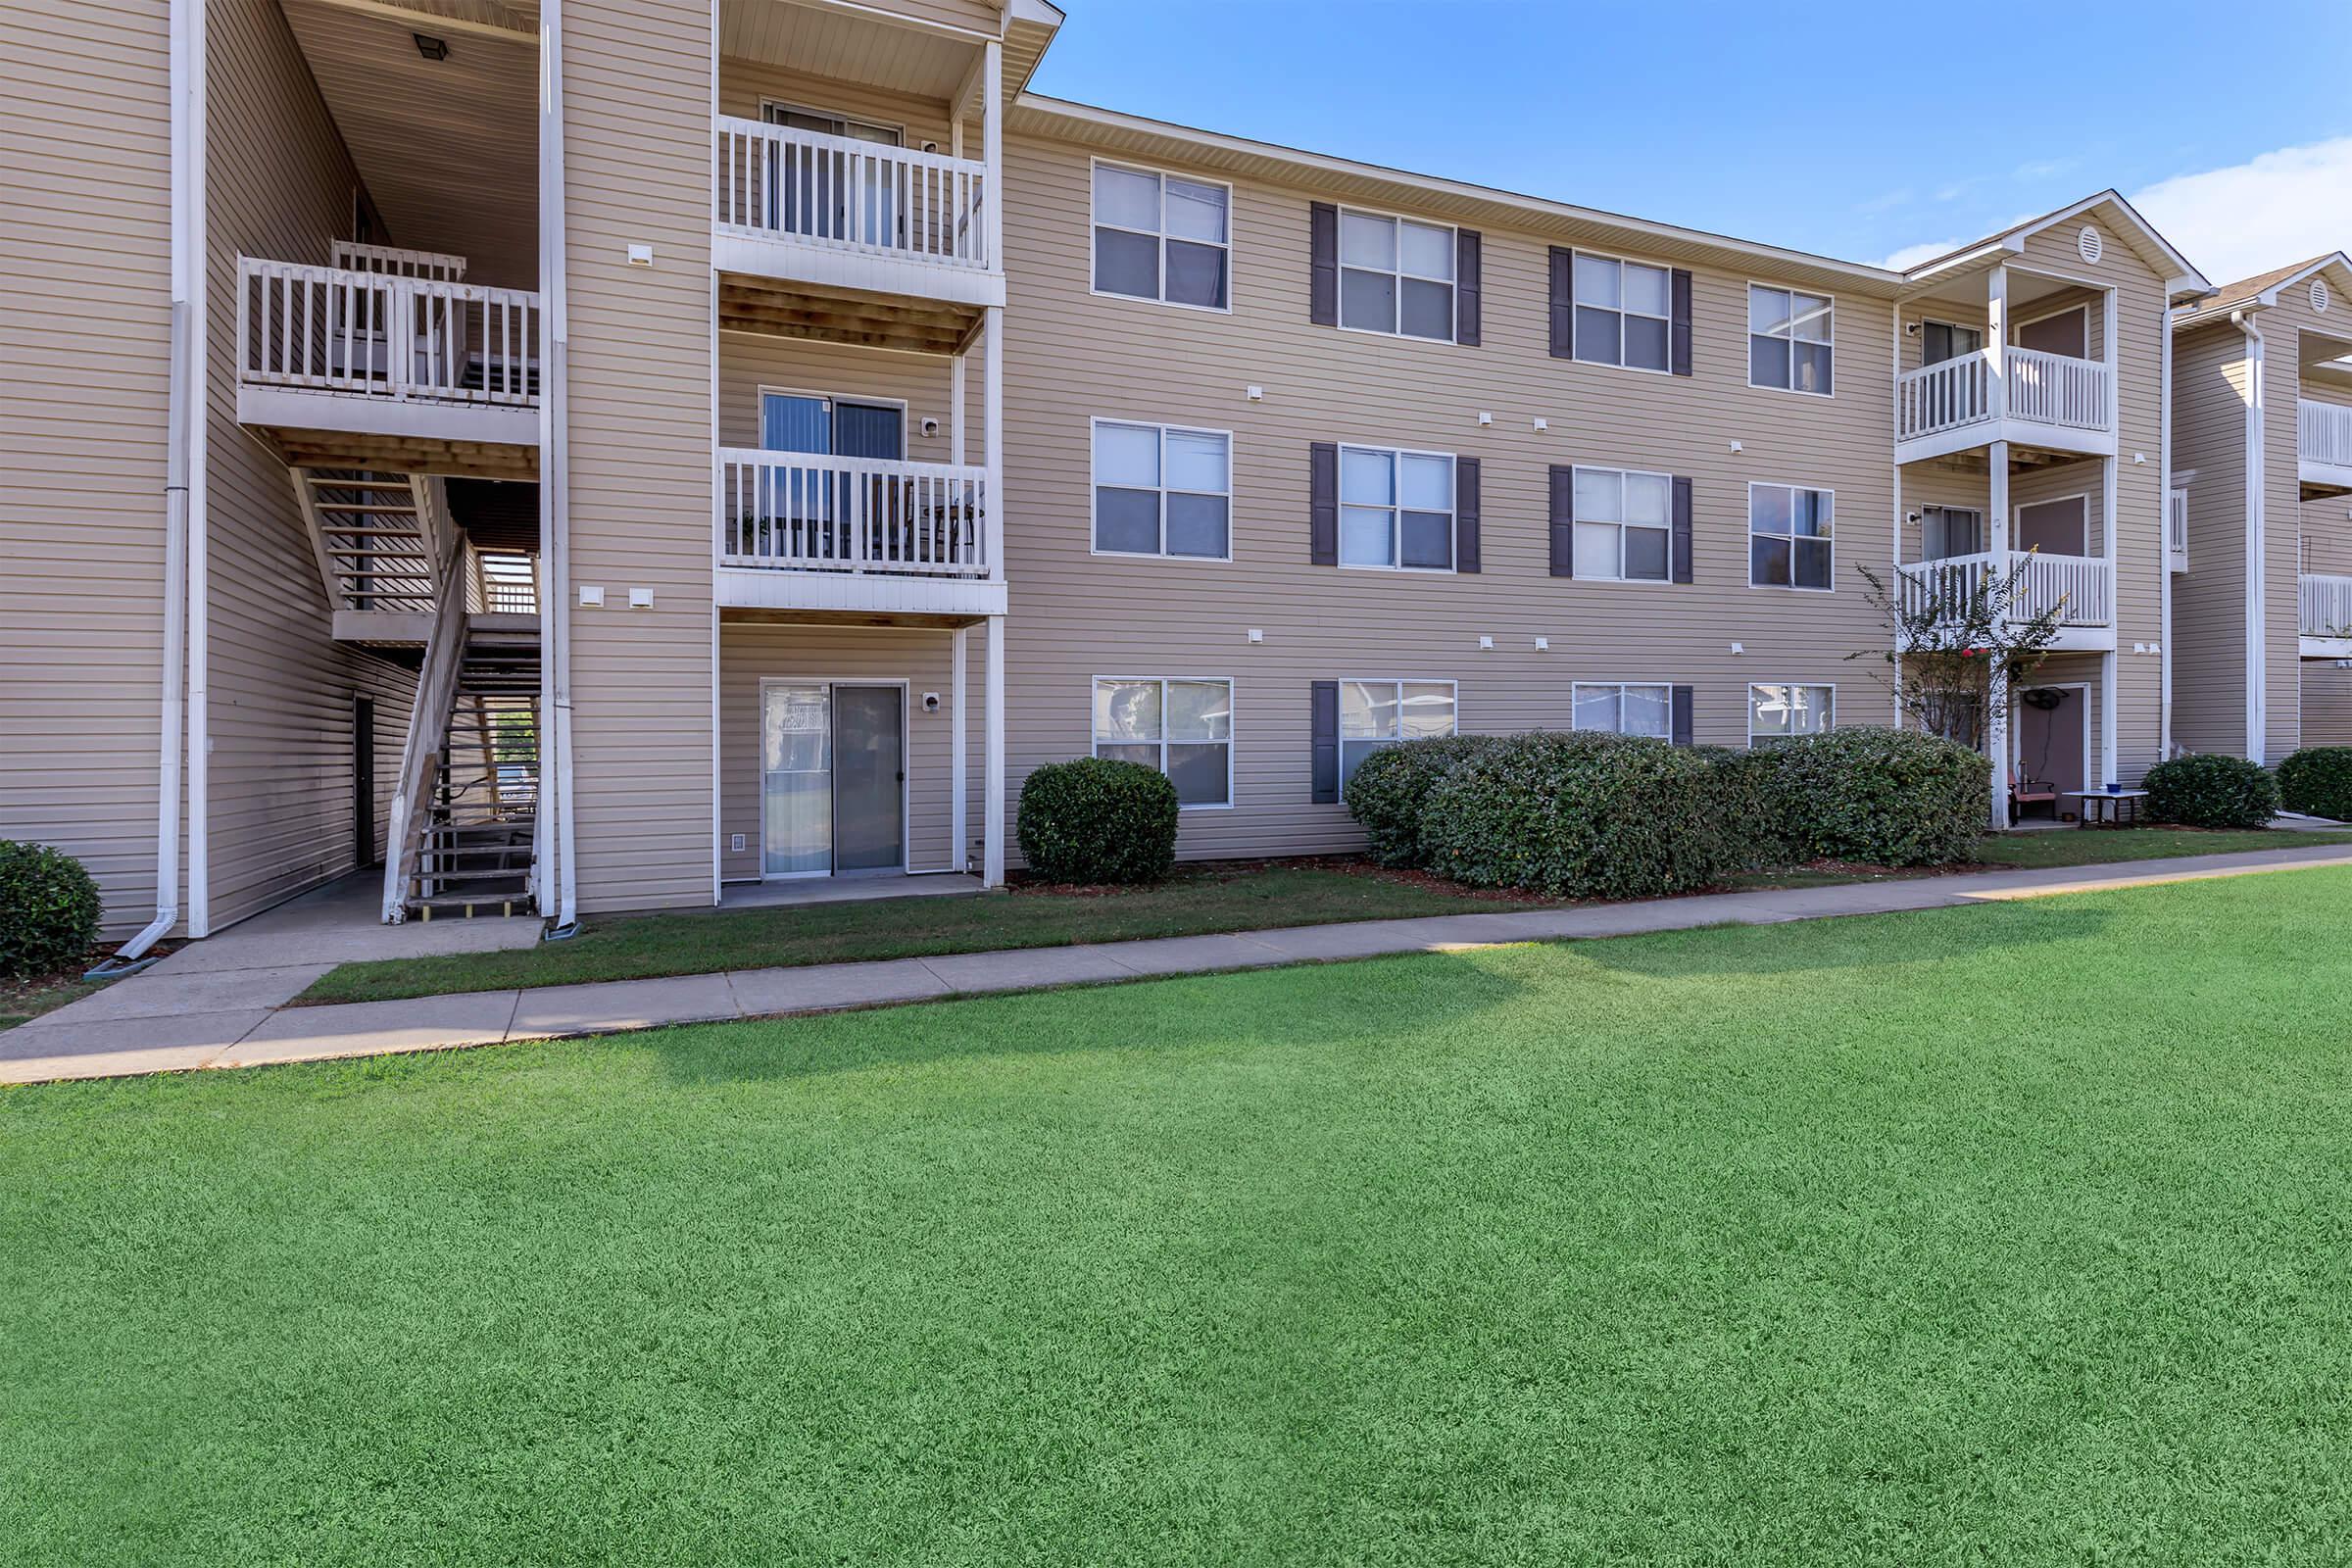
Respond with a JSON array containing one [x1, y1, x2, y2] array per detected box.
[[1339, 737, 1392, 789], [1625, 314, 1670, 371], [1792, 296, 1833, 343], [1574, 686, 1622, 732], [1622, 685, 1671, 738], [1399, 220, 1453, 280], [1341, 269, 1396, 332], [1166, 743, 1229, 806], [1750, 485, 1793, 536], [1624, 264, 1670, 318], [1094, 164, 1160, 230], [1573, 254, 1620, 309], [1341, 680, 1393, 740], [1164, 239, 1228, 309], [1750, 535, 1791, 587], [1794, 538, 1833, 590], [1164, 430, 1228, 494], [1341, 447, 1394, 505], [1095, 421, 1160, 487], [1094, 487, 1161, 554], [1750, 335, 1791, 389], [1574, 306, 1622, 366], [1748, 286, 1791, 336], [1796, 688, 1834, 733], [1399, 278, 1453, 340], [1791, 488, 1832, 537], [1574, 469, 1620, 522], [1339, 211, 1395, 269], [1095, 680, 1161, 742], [1398, 453, 1451, 511], [1749, 684, 1791, 735], [1166, 680, 1231, 741], [1164, 177, 1226, 242], [1625, 472, 1670, 527], [1399, 510, 1452, 569], [1793, 341, 1834, 396], [1624, 525, 1669, 581], [1399, 683, 1456, 738], [1341, 507, 1394, 565], [1573, 521, 1620, 579], [1096, 742, 1157, 769], [1095, 227, 1159, 299], [1164, 493, 1229, 558]]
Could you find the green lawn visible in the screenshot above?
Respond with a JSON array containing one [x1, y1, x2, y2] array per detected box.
[[8, 869, 2351, 1564], [1973, 824, 2350, 868]]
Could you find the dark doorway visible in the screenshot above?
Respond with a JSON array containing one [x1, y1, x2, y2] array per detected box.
[[353, 697, 377, 868]]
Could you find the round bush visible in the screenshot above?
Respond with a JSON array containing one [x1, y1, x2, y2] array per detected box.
[[2143, 753, 2278, 829], [2277, 746, 2352, 821], [1420, 731, 1733, 900], [1015, 758, 1180, 885], [1342, 733, 1500, 868], [1738, 727, 1989, 866], [0, 841, 102, 980]]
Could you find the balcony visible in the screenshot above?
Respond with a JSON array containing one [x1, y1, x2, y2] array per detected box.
[[2301, 573, 2352, 656], [713, 449, 1004, 618], [2299, 400, 2352, 491], [1896, 550, 2115, 652], [1896, 347, 2116, 464], [713, 116, 1003, 332]]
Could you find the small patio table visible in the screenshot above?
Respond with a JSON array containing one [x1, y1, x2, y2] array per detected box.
[[2065, 789, 2150, 827]]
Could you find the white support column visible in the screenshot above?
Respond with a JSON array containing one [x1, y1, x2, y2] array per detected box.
[[2100, 650, 2119, 789], [1987, 437, 2012, 830], [1988, 439, 2011, 558], [951, 350, 966, 466], [952, 625, 969, 873], [983, 613, 1005, 887], [983, 306, 1003, 580], [1985, 265, 2008, 426], [982, 39, 1003, 274], [2102, 286, 2120, 434], [1890, 461, 1904, 729]]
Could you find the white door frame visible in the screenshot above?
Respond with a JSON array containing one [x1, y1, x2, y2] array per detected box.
[[2012, 301, 2091, 356], [758, 676, 913, 880], [2011, 679, 2092, 803]]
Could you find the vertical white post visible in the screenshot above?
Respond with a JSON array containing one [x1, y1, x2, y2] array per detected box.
[[981, 39, 1003, 274], [2103, 286, 2119, 434], [983, 612, 1005, 888], [983, 306, 1003, 580], [1985, 265, 2008, 426], [2100, 650, 2119, 789], [1890, 461, 1904, 729], [1987, 437, 2012, 831], [951, 351, 966, 466], [952, 625, 969, 873]]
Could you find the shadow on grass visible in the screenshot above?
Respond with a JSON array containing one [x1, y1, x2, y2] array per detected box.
[[1547, 895, 2118, 982]]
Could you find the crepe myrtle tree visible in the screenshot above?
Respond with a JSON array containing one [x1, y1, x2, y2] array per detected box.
[[1848, 553, 2065, 759]]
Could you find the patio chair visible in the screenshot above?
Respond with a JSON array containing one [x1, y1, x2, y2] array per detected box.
[[2010, 765, 2059, 821]]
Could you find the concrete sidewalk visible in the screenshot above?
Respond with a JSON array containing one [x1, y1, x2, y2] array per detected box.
[[9, 843, 2351, 1086]]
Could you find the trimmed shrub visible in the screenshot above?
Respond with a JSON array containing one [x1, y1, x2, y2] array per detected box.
[[0, 841, 102, 980], [1015, 758, 1180, 885], [2143, 753, 2278, 829], [2277, 746, 2352, 821], [1695, 745, 1804, 869], [1420, 731, 1732, 900], [1343, 733, 1501, 868], [1734, 727, 1989, 866]]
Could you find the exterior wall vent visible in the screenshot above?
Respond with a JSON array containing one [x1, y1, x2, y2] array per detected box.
[[2313, 277, 2331, 314], [2077, 225, 2103, 265]]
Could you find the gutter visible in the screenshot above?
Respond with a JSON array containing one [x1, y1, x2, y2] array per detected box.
[[539, 0, 579, 938], [182, 0, 212, 939], [2233, 309, 2267, 762], [2159, 302, 2175, 759]]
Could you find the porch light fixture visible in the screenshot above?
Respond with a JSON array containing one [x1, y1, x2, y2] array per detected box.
[[414, 31, 449, 60]]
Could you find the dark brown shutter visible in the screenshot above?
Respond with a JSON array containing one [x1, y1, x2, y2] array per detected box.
[[1671, 475, 1693, 584], [1671, 686, 1694, 747], [1670, 268, 1693, 376], [1310, 680, 1341, 804], [1309, 441, 1338, 565], [1453, 457, 1480, 573], [1547, 247, 1574, 358], [1454, 229, 1482, 346], [1547, 465, 1575, 577], [1309, 203, 1338, 327]]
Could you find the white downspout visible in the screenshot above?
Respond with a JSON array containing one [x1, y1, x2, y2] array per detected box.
[[2234, 309, 2266, 762], [2159, 302, 2177, 760], [539, 0, 579, 935], [182, 0, 211, 938]]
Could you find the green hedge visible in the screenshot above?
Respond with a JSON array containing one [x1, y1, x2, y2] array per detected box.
[[2143, 753, 2278, 829], [0, 841, 102, 980], [1420, 732, 1733, 899], [1015, 758, 1180, 885], [2277, 747, 2352, 821], [1342, 734, 1501, 868], [1730, 727, 1989, 866]]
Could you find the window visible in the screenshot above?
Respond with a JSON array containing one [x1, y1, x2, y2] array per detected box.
[[1339, 209, 1454, 339], [1748, 684, 1835, 746], [1094, 677, 1232, 807], [1092, 420, 1231, 559], [1749, 285, 1834, 394], [1340, 446, 1454, 569], [1921, 320, 1982, 367], [1749, 482, 1834, 590], [1339, 679, 1457, 786], [1573, 254, 1672, 371], [1572, 683, 1672, 738], [1571, 466, 1672, 581], [1922, 506, 1984, 561], [1092, 162, 1231, 310]]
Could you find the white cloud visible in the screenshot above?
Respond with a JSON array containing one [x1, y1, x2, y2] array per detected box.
[[2131, 136, 2352, 286], [1876, 238, 1970, 271]]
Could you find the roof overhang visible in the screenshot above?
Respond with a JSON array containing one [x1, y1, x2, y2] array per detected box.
[[1900, 189, 2212, 304]]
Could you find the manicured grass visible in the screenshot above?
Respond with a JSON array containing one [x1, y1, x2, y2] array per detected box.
[[1973, 824, 2352, 868], [7, 869, 2351, 1563]]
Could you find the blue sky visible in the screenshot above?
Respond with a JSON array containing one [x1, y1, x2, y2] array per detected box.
[[1028, 0, 2352, 284]]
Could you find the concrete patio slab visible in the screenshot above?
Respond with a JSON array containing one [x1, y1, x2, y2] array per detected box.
[[218, 991, 522, 1069], [728, 958, 953, 1016], [0, 1010, 271, 1084], [916, 945, 1141, 993], [22, 964, 332, 1028], [509, 973, 740, 1041]]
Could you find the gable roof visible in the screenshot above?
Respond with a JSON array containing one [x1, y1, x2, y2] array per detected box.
[[1900, 190, 2211, 298], [2173, 253, 2352, 327]]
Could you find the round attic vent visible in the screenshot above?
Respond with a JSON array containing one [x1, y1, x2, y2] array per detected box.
[[2314, 277, 2332, 314], [2078, 225, 2103, 265]]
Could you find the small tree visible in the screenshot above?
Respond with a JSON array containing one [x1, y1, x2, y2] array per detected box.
[[1849, 553, 2066, 753]]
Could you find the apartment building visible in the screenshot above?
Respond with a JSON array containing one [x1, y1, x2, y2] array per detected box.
[[2170, 253, 2352, 760], [2, 0, 2217, 951]]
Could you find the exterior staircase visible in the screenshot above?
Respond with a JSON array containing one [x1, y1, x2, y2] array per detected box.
[[294, 469, 440, 614], [405, 627, 541, 920]]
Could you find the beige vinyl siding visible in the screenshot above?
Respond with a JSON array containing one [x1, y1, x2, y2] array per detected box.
[[564, 0, 715, 913], [202, 0, 419, 929], [0, 0, 173, 936], [990, 130, 1894, 862], [2299, 662, 2352, 748], [2170, 319, 2252, 756], [1899, 457, 2109, 562]]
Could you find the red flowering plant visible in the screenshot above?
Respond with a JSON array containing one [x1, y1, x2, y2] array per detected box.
[[1850, 552, 2063, 753]]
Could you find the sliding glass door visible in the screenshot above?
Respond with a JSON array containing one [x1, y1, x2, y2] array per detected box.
[[760, 681, 905, 879]]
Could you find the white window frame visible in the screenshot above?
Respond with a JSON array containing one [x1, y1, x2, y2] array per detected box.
[[2011, 302, 2091, 358], [1919, 317, 1983, 368], [756, 384, 909, 455], [1571, 681, 1675, 738], [1569, 464, 1676, 583], [2015, 490, 2092, 558], [1087, 417, 1236, 563], [1746, 479, 1836, 593], [1337, 443, 1456, 574], [1746, 282, 1836, 397], [1088, 158, 1234, 315], [760, 99, 906, 145], [1921, 505, 1984, 562], [1335, 204, 1457, 342], [1091, 675, 1235, 810], [1570, 251, 1673, 375], [1746, 683, 1836, 747], [1337, 677, 1459, 788]]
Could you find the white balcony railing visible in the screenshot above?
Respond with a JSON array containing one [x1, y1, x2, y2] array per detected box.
[[1898, 550, 2113, 629], [237, 257, 540, 407], [714, 117, 989, 271], [2302, 573, 2352, 637], [718, 449, 989, 578], [1896, 347, 2112, 444], [2299, 400, 2352, 469]]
